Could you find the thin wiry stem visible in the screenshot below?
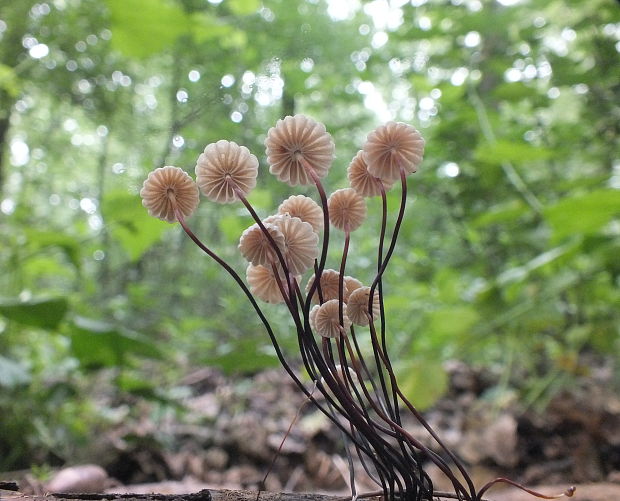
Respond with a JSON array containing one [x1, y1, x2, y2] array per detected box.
[[475, 478, 575, 501]]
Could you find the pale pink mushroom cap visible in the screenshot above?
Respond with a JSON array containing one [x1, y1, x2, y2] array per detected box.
[[327, 188, 367, 232], [305, 269, 341, 304], [346, 286, 380, 327], [238, 222, 286, 267], [246, 263, 295, 304], [195, 139, 258, 203], [267, 214, 319, 275], [140, 166, 199, 223], [309, 299, 351, 338], [362, 122, 424, 183], [277, 195, 324, 234], [344, 276, 363, 297], [347, 150, 394, 197], [306, 271, 362, 304], [265, 114, 335, 186]]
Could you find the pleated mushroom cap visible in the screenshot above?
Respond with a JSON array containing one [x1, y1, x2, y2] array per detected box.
[[246, 263, 292, 304], [347, 150, 393, 197], [344, 276, 363, 297], [305, 269, 341, 304], [309, 299, 351, 338], [265, 114, 335, 186], [268, 214, 319, 275], [140, 166, 199, 223], [327, 188, 367, 232], [346, 286, 380, 326], [195, 139, 258, 203], [278, 195, 324, 234], [238, 222, 285, 267], [362, 122, 424, 183]]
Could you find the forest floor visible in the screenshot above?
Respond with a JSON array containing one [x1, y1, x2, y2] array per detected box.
[[9, 360, 620, 501]]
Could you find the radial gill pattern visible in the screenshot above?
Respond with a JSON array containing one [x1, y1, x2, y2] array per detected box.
[[362, 121, 425, 183], [305, 269, 341, 304], [346, 286, 380, 327], [277, 194, 324, 234], [140, 166, 199, 223], [246, 263, 291, 304], [327, 188, 367, 232], [347, 150, 393, 197], [267, 214, 319, 276], [195, 139, 258, 203], [265, 114, 334, 186], [310, 299, 351, 338], [238, 222, 286, 267]]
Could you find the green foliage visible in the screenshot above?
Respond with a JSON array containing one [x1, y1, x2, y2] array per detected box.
[[544, 189, 620, 241], [397, 359, 449, 411], [68, 316, 164, 370], [0, 297, 68, 330], [105, 0, 191, 58], [102, 191, 170, 261]]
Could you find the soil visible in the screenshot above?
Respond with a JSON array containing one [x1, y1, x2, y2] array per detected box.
[[6, 360, 620, 501]]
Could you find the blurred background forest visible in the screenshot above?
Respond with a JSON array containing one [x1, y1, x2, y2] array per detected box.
[[1, 0, 619, 489]]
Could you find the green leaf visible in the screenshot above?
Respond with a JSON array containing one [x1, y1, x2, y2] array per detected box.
[[204, 340, 279, 375], [471, 199, 527, 228], [102, 191, 169, 261], [69, 316, 164, 370], [544, 189, 620, 241], [0, 64, 20, 98], [247, 188, 272, 210], [219, 214, 251, 243], [396, 359, 448, 410], [228, 0, 260, 15], [0, 297, 68, 330], [105, 0, 190, 58], [427, 306, 480, 339], [190, 12, 234, 43], [475, 140, 553, 165], [0, 355, 31, 388], [24, 229, 81, 269]]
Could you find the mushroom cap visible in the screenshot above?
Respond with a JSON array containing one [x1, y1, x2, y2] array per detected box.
[[305, 271, 363, 304], [305, 269, 341, 304], [140, 166, 199, 223], [267, 214, 319, 275], [195, 139, 258, 203], [362, 121, 424, 183], [265, 114, 335, 186], [246, 263, 296, 304], [347, 150, 393, 197], [309, 299, 351, 338], [238, 222, 286, 267], [327, 188, 367, 232], [346, 286, 380, 326], [344, 276, 363, 297], [278, 195, 324, 234]]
